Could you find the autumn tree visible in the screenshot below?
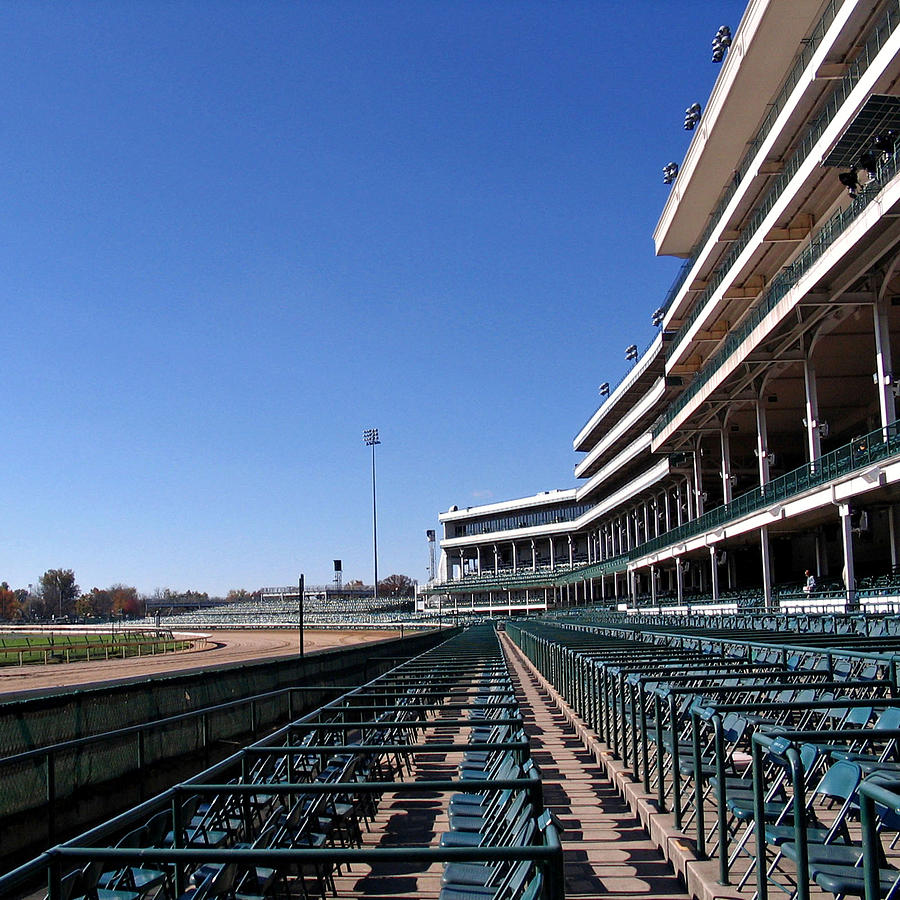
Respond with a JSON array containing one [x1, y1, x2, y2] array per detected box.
[[0, 582, 21, 621], [39, 569, 80, 619], [111, 585, 141, 618], [378, 574, 416, 598]]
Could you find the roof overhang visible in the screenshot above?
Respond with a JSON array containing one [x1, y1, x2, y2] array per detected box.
[[653, 0, 825, 258]]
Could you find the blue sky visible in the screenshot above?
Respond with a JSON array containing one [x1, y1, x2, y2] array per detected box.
[[1, 1, 747, 595]]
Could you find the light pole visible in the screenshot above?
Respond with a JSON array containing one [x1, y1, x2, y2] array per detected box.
[[363, 428, 380, 604]]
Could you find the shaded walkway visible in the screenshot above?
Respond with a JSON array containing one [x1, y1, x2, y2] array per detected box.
[[501, 632, 690, 900]]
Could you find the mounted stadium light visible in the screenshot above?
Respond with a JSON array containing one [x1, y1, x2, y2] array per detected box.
[[684, 103, 701, 131], [651, 307, 666, 327], [874, 132, 895, 157], [663, 162, 679, 184], [859, 151, 879, 180], [712, 25, 732, 63], [599, 382, 610, 397], [625, 344, 638, 363], [838, 168, 860, 198]]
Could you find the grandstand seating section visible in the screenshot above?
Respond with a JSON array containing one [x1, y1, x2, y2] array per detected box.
[[5, 624, 561, 900]]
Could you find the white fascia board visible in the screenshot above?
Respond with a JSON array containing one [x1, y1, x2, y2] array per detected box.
[[654, 0, 765, 255], [667, 19, 900, 370], [575, 432, 653, 496], [441, 458, 671, 551], [654, 162, 900, 449], [661, 0, 857, 329], [576, 378, 666, 472], [440, 517, 579, 550], [630, 456, 900, 569], [575, 458, 671, 527], [439, 488, 577, 523], [573, 333, 663, 451]]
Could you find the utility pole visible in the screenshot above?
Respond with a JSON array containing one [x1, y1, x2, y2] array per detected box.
[[298, 573, 304, 657]]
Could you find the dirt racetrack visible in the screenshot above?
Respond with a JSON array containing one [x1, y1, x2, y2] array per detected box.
[[0, 628, 406, 697]]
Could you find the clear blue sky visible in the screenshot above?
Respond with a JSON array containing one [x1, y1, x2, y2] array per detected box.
[[1, 1, 747, 596]]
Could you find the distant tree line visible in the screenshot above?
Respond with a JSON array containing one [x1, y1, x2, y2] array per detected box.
[[0, 569, 418, 622]]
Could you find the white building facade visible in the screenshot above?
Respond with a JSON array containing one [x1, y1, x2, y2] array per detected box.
[[426, 0, 900, 616]]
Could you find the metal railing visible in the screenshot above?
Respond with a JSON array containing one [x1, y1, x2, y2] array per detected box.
[[560, 420, 900, 583], [656, 0, 900, 436]]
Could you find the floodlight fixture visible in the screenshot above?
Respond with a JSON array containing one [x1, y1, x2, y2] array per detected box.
[[712, 25, 732, 62], [859, 151, 879, 179], [663, 162, 679, 184], [651, 306, 666, 327], [874, 132, 895, 156], [599, 382, 610, 397], [684, 103, 701, 131], [838, 168, 861, 198], [625, 344, 638, 362]]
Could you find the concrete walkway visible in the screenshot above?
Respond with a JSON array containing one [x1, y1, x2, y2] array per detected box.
[[500, 632, 691, 900]]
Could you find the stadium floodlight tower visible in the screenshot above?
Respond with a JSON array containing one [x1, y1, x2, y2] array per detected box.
[[363, 428, 381, 604]]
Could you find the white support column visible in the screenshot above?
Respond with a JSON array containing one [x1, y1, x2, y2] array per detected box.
[[567, 535, 574, 567], [458, 550, 465, 580], [756, 400, 770, 487], [531, 539, 537, 571], [890, 507, 900, 572], [665, 489, 672, 531], [803, 352, 822, 466], [760, 526, 773, 609], [684, 476, 695, 520], [874, 293, 897, 431], [709, 546, 719, 602], [675, 484, 684, 526], [549, 538, 555, 571], [815, 527, 826, 578], [676, 557, 684, 604], [643, 503, 650, 546], [476, 546, 482, 575], [511, 542, 517, 573], [493, 545, 499, 575], [693, 441, 705, 517], [650, 564, 657, 606], [839, 503, 857, 609], [720, 429, 733, 505], [601, 574, 606, 600]]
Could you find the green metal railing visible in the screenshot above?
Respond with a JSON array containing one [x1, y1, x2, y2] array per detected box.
[[559, 420, 900, 584]]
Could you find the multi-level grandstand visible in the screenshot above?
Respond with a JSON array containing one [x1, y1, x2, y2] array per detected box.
[[426, 0, 900, 618], [146, 586, 418, 629], [17, 6, 900, 900]]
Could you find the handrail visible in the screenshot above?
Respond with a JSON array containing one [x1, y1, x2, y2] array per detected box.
[[559, 419, 900, 584], [656, 0, 900, 436], [657, 2, 841, 320]]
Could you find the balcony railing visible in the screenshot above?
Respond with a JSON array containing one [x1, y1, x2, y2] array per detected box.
[[658, 1, 841, 317], [559, 420, 900, 583], [654, 135, 900, 439], [667, 0, 900, 368]]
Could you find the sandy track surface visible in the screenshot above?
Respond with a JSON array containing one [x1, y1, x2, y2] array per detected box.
[[0, 629, 404, 697]]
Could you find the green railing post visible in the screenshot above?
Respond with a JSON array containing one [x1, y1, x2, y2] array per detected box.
[[46, 750, 56, 846], [692, 709, 706, 858]]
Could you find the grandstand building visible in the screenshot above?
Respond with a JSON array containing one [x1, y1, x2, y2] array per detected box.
[[426, 0, 900, 616]]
